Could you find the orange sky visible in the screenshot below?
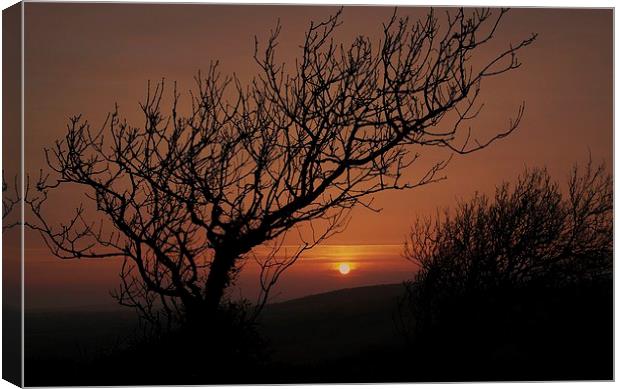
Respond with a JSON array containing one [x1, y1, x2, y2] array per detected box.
[[11, 4, 612, 310]]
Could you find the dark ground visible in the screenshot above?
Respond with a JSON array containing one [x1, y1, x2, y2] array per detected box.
[[24, 282, 613, 386]]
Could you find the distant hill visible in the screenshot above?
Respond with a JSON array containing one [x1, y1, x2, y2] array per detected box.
[[266, 282, 405, 311], [25, 283, 410, 385], [25, 283, 407, 364], [259, 283, 407, 365]]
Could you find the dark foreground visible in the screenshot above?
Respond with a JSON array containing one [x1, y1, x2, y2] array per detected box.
[[25, 282, 612, 386]]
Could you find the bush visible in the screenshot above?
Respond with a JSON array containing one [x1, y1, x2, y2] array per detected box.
[[398, 162, 612, 380]]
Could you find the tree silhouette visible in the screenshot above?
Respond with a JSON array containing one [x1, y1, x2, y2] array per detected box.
[[399, 161, 612, 346], [26, 8, 536, 325], [2, 172, 20, 229]]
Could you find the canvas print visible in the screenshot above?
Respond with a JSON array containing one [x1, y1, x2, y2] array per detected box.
[[2, 2, 613, 386]]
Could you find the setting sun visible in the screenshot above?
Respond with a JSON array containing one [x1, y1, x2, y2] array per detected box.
[[338, 263, 351, 275]]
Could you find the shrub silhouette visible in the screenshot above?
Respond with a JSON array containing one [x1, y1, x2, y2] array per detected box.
[[399, 162, 612, 380]]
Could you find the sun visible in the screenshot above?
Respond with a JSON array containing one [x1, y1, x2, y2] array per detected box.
[[338, 263, 351, 275]]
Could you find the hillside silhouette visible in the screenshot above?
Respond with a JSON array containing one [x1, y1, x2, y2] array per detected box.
[[25, 284, 406, 386], [25, 277, 611, 385]]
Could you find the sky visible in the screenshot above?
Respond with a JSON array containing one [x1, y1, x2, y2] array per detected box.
[[9, 4, 612, 311]]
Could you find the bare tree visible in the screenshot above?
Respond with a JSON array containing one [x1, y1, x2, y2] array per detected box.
[[2, 171, 20, 230], [27, 8, 535, 326]]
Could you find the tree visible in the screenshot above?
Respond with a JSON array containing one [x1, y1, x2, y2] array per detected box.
[[399, 161, 612, 344], [3, 172, 20, 229], [27, 8, 536, 326]]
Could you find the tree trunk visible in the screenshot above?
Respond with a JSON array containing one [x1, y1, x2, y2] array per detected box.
[[203, 249, 237, 316]]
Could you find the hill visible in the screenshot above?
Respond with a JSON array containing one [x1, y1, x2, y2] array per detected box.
[[24, 283, 410, 385], [259, 283, 406, 365], [23, 281, 613, 385]]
